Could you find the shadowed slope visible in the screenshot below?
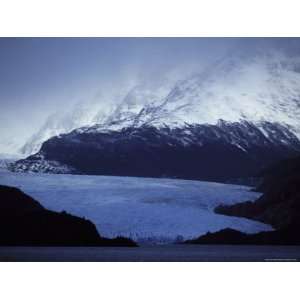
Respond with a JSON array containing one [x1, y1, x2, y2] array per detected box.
[[0, 185, 137, 247]]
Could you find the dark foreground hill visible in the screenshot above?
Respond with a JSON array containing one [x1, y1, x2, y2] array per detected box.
[[185, 156, 300, 245], [184, 224, 300, 245], [0, 185, 137, 247], [215, 156, 300, 229]]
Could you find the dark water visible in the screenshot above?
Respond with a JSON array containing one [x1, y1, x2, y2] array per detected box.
[[0, 245, 299, 262]]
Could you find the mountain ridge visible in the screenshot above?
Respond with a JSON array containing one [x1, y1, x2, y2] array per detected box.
[[11, 120, 300, 181], [0, 185, 137, 246]]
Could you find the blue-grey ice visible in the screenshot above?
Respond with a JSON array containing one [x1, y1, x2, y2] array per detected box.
[[0, 171, 272, 243]]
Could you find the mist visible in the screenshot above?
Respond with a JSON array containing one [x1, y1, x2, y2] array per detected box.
[[1, 37, 299, 155]]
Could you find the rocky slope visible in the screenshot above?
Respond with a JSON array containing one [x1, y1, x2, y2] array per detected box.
[[11, 120, 300, 181], [215, 155, 300, 229], [185, 155, 300, 245]]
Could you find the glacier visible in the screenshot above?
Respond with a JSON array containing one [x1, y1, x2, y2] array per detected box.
[[0, 171, 272, 243]]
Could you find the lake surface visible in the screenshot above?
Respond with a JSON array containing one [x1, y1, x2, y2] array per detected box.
[[0, 245, 299, 262]]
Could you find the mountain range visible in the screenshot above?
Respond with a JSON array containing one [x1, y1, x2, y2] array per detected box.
[[10, 45, 300, 180]]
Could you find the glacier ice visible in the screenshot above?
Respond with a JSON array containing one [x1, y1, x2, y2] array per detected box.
[[0, 171, 272, 243]]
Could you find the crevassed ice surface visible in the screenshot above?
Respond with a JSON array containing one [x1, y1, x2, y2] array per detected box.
[[0, 172, 272, 243]]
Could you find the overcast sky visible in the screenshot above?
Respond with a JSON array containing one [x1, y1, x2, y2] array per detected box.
[[1, 37, 297, 154]]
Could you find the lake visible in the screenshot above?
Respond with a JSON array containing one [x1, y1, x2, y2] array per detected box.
[[0, 245, 299, 262]]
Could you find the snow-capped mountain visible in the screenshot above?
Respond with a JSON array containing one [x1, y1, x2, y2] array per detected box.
[[21, 82, 172, 156], [11, 120, 300, 181], [22, 44, 300, 156], [21, 97, 117, 156], [12, 44, 300, 180], [99, 46, 300, 134]]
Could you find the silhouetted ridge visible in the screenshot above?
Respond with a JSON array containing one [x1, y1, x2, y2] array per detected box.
[[186, 156, 300, 245], [215, 155, 300, 229], [0, 185, 137, 247], [0, 185, 44, 217], [184, 223, 300, 245]]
